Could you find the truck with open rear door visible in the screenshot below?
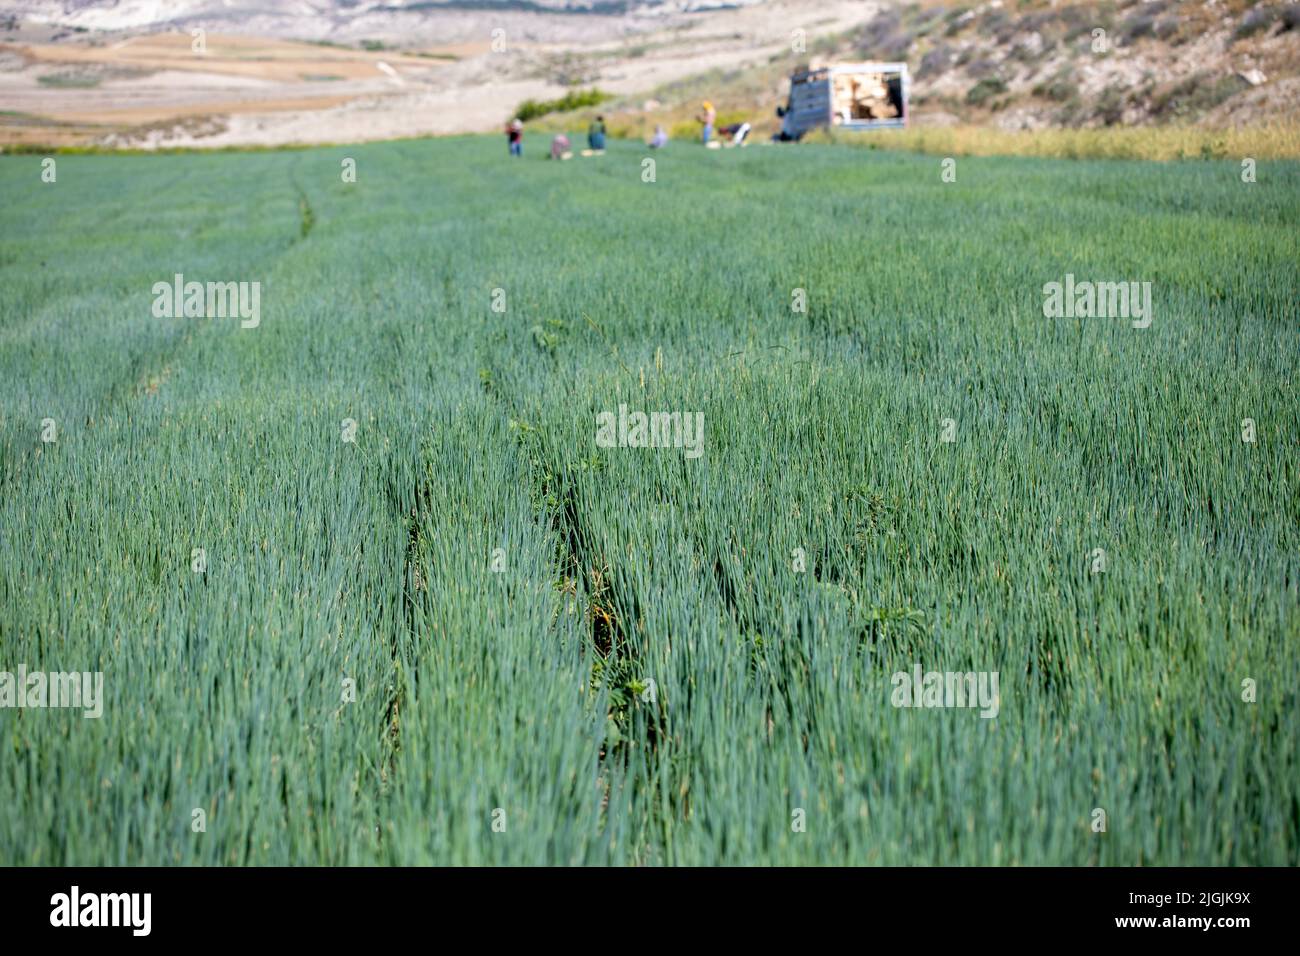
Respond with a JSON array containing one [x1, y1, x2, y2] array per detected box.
[[779, 62, 909, 139]]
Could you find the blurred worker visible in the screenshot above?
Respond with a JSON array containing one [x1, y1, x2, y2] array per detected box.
[[549, 133, 572, 160], [649, 124, 668, 149], [587, 115, 607, 151], [772, 105, 801, 142], [717, 121, 751, 146], [506, 118, 523, 157], [697, 101, 716, 144]]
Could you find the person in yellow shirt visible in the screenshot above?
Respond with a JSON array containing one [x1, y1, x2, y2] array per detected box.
[[697, 100, 716, 145]]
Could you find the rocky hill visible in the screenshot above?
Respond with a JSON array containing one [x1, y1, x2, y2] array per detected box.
[[864, 0, 1300, 130], [2, 1, 1296, 150]]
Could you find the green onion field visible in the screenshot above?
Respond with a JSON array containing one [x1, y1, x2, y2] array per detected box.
[[1, 137, 1296, 864]]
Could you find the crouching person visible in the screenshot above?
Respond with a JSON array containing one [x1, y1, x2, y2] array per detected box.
[[550, 133, 572, 160]]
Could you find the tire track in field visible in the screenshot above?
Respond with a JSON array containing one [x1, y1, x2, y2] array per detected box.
[[288, 161, 316, 241], [0, 164, 202, 499], [91, 157, 319, 423], [476, 356, 671, 821], [0, 167, 216, 509], [379, 454, 418, 793]]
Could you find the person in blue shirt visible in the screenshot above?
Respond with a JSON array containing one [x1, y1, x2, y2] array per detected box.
[[587, 115, 607, 151]]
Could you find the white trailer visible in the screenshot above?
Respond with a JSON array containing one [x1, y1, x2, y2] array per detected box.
[[778, 62, 909, 139]]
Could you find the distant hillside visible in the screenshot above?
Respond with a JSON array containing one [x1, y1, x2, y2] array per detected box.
[[869, 0, 1299, 129], [4, 0, 1297, 153], [579, 0, 1299, 145], [3, 1, 762, 42], [0, 0, 869, 149]]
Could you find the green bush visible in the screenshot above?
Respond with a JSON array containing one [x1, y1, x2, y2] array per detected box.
[[514, 88, 612, 123], [37, 72, 100, 89], [1032, 68, 1075, 103], [965, 77, 1008, 107], [1151, 72, 1249, 120]]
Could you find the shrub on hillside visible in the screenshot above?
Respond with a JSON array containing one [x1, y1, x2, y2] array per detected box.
[[1123, 0, 1174, 32], [918, 44, 955, 78], [856, 9, 916, 61], [1234, 3, 1299, 38], [1151, 72, 1250, 119], [965, 77, 1008, 107], [514, 88, 611, 123], [1032, 68, 1076, 103]]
